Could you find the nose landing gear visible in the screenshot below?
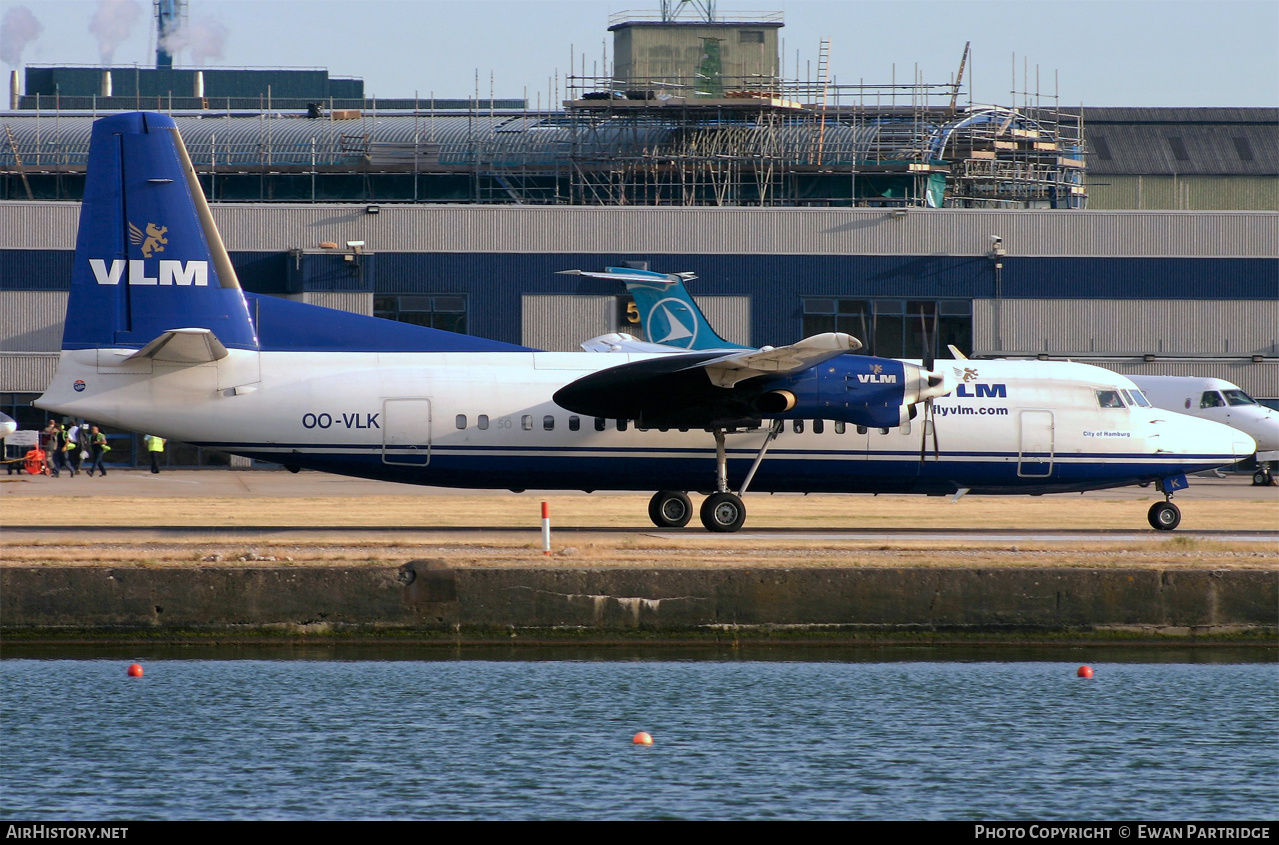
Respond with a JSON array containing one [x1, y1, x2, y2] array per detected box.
[[1147, 499, 1181, 531]]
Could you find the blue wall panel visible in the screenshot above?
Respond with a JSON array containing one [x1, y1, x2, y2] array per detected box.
[[3, 248, 1275, 347]]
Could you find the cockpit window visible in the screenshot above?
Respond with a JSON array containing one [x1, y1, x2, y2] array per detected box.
[[1223, 389, 1258, 406], [1125, 389, 1152, 408], [1200, 391, 1226, 408], [1096, 390, 1126, 409]]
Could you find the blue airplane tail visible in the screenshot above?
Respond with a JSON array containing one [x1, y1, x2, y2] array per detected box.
[[64, 112, 259, 352], [63, 112, 527, 355], [563, 267, 752, 351]]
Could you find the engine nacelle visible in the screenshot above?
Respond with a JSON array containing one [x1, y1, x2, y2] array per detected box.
[[746, 356, 957, 429], [756, 390, 798, 414]]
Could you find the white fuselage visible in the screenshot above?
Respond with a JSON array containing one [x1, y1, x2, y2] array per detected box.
[[1128, 375, 1278, 463], [37, 349, 1253, 496]]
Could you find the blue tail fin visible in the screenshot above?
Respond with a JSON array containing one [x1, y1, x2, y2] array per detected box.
[[560, 267, 751, 351], [64, 112, 258, 351]]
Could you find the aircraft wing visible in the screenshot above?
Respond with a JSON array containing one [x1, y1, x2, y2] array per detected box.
[[554, 332, 872, 429], [698, 332, 861, 387]]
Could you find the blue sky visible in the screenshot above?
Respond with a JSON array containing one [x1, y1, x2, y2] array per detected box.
[[4, 0, 1277, 106]]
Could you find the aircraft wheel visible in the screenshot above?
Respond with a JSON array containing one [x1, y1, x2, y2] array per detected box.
[[1147, 501, 1181, 531], [1253, 470, 1270, 486], [700, 492, 746, 533], [648, 490, 693, 528]]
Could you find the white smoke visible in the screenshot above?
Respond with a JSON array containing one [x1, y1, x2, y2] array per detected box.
[[88, 0, 142, 65], [159, 18, 227, 66], [1, 6, 44, 67]]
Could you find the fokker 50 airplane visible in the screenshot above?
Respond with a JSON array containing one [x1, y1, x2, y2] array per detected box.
[[36, 113, 1254, 532]]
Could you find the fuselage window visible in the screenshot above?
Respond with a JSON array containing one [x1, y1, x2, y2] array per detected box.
[[595, 417, 606, 431], [522, 415, 533, 431], [617, 419, 628, 432], [1200, 391, 1226, 408], [900, 420, 911, 435], [569, 416, 580, 431], [812, 419, 825, 434], [1223, 390, 1258, 406], [455, 414, 467, 430], [1096, 390, 1126, 409], [543, 415, 555, 431], [856, 425, 868, 435], [477, 415, 489, 431], [834, 421, 846, 434], [878, 427, 890, 435], [793, 420, 805, 434]]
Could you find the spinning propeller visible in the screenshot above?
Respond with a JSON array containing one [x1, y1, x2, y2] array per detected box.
[[918, 307, 943, 465]]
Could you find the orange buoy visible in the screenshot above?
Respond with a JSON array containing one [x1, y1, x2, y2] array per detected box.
[[1077, 665, 1093, 678], [127, 663, 144, 677], [632, 731, 653, 745]]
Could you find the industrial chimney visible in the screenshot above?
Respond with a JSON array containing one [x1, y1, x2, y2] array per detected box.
[[155, 0, 189, 69], [9, 71, 19, 110]]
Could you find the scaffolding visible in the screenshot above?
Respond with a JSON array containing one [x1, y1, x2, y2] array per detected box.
[[552, 68, 1084, 208], [0, 69, 1085, 208]]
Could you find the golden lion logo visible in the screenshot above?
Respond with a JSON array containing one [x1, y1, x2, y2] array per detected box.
[[128, 222, 169, 258], [962, 367, 979, 382], [871, 364, 883, 375]]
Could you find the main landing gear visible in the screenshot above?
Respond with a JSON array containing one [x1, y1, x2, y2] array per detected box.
[[647, 421, 784, 533]]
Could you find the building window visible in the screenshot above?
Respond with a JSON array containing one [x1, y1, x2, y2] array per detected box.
[[739, 30, 765, 43], [802, 297, 971, 359], [373, 294, 467, 333]]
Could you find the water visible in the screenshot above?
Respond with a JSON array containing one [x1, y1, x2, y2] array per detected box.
[[2, 650, 1276, 820]]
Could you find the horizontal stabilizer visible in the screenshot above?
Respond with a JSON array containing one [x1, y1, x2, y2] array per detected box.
[[580, 332, 686, 354], [557, 268, 696, 286], [694, 332, 862, 388], [123, 328, 229, 364]]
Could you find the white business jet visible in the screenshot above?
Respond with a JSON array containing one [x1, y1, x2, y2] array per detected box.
[[1128, 376, 1277, 485]]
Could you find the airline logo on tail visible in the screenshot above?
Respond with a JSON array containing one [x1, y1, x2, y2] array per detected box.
[[89, 258, 209, 286], [91, 218, 208, 286], [128, 221, 169, 258], [646, 297, 699, 348]]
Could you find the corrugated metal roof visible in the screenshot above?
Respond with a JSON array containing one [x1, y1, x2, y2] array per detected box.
[[1072, 107, 1279, 176]]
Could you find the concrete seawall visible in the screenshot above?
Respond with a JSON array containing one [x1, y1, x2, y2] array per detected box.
[[3, 562, 1277, 643]]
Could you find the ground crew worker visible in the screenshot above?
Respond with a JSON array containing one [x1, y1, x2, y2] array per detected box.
[[87, 425, 109, 477], [144, 434, 166, 474], [59, 422, 78, 477], [42, 419, 60, 477], [65, 421, 84, 476]]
